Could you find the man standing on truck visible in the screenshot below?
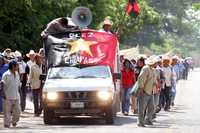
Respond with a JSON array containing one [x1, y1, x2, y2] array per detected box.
[[99, 19, 113, 34], [41, 17, 69, 38], [41, 17, 78, 38]]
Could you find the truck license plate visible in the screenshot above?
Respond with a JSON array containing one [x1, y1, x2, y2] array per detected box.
[[70, 102, 84, 109]]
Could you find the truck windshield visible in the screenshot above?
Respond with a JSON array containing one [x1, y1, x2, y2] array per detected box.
[[48, 66, 111, 79]]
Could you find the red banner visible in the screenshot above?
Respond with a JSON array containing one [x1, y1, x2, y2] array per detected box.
[[45, 29, 118, 72], [80, 30, 118, 72]]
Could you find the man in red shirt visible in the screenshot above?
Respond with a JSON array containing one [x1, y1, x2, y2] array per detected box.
[[121, 59, 135, 115]]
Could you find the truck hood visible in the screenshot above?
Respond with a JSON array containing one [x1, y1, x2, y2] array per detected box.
[[43, 78, 114, 92]]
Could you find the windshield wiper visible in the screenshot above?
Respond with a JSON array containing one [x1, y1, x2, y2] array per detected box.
[[49, 76, 71, 79], [74, 75, 98, 79], [49, 76, 62, 79]]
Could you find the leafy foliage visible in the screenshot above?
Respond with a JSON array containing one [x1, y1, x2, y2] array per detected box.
[[0, 0, 199, 57], [0, 0, 160, 53]]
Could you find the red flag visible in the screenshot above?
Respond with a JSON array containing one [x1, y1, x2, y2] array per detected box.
[[125, 0, 140, 17], [79, 30, 118, 72], [45, 29, 118, 73]]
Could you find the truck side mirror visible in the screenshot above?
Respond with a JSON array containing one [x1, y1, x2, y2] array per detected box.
[[114, 73, 121, 79], [40, 74, 47, 81]]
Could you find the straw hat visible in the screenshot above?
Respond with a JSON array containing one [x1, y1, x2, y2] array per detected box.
[[172, 55, 179, 60], [162, 56, 170, 61], [7, 52, 16, 59], [26, 50, 35, 58], [154, 56, 162, 62], [3, 48, 11, 57], [145, 56, 156, 65], [103, 19, 112, 26]]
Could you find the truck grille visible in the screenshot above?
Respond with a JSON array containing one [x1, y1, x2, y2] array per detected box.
[[62, 91, 97, 100]]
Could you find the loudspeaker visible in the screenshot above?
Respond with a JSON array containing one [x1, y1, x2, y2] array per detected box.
[[72, 6, 92, 29]]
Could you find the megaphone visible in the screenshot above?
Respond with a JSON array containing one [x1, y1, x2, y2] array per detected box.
[[72, 6, 92, 29]]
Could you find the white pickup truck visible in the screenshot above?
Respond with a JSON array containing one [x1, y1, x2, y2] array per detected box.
[[42, 65, 120, 124]]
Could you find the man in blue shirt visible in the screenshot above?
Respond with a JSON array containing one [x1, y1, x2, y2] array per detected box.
[[0, 55, 8, 112]]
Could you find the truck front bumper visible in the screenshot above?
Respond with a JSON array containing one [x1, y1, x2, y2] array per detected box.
[[43, 99, 112, 116]]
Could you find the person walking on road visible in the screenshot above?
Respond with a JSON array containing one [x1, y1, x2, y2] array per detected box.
[[1, 60, 21, 128], [152, 57, 162, 119], [159, 57, 173, 111], [121, 59, 135, 115], [131, 57, 145, 114], [15, 51, 29, 112], [137, 56, 157, 127], [0, 55, 8, 113], [170, 56, 179, 106], [29, 54, 43, 116]]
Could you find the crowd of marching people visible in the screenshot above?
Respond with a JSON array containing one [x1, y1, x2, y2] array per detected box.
[[120, 54, 193, 127], [0, 18, 194, 128], [0, 45, 193, 128], [0, 48, 44, 128]]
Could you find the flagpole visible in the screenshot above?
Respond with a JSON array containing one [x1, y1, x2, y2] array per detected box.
[[115, 12, 126, 39], [115, 0, 128, 39]]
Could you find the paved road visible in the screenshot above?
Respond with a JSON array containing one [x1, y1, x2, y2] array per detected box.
[[0, 69, 200, 133]]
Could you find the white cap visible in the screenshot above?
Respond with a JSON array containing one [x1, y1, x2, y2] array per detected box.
[[15, 50, 22, 57], [26, 50, 35, 57]]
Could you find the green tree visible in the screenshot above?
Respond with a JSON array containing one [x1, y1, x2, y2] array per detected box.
[[0, 0, 161, 53]]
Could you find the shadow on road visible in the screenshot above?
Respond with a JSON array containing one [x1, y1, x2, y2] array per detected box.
[[45, 115, 137, 126]]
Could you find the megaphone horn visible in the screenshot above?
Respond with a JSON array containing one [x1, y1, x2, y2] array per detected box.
[[72, 6, 92, 29]]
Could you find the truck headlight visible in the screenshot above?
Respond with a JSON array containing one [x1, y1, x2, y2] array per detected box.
[[97, 91, 112, 101], [47, 92, 58, 101]]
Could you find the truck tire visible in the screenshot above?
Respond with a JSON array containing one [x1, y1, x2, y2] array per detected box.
[[105, 108, 114, 124], [43, 108, 55, 125]]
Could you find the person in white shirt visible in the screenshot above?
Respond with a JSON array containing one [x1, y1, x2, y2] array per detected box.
[[29, 54, 43, 116], [15, 51, 28, 112], [1, 60, 21, 128], [170, 56, 178, 106], [26, 50, 35, 92], [99, 19, 113, 34]]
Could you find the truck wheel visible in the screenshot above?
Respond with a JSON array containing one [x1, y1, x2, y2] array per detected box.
[[43, 108, 55, 124], [105, 108, 114, 124]]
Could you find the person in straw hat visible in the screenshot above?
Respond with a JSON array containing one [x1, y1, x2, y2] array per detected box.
[[26, 50, 36, 99], [26, 50, 35, 70], [29, 54, 43, 116], [170, 55, 179, 106], [137, 56, 157, 127], [159, 56, 173, 111], [2, 48, 12, 59], [99, 19, 113, 34]]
